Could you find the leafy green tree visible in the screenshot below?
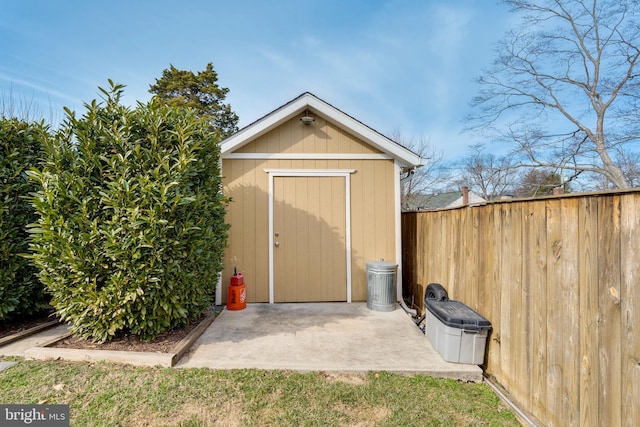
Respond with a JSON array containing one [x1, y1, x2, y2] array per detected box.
[[149, 63, 239, 138], [0, 118, 47, 320], [28, 82, 229, 342]]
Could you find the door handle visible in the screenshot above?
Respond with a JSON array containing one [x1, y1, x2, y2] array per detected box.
[[275, 242, 280, 247]]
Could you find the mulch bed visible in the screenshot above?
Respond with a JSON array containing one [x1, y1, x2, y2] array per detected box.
[[50, 313, 211, 353], [0, 310, 58, 341]]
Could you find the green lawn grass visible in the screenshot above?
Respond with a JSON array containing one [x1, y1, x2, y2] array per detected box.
[[0, 358, 519, 426]]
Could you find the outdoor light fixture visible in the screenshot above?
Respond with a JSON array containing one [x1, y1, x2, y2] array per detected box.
[[300, 110, 315, 125]]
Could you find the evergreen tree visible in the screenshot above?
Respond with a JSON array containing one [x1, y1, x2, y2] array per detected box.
[[150, 63, 239, 138], [515, 169, 568, 198]]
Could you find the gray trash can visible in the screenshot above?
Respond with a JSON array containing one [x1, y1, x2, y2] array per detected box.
[[366, 259, 397, 312]]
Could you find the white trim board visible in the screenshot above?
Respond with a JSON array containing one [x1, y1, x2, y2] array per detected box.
[[224, 153, 392, 160], [394, 161, 403, 302], [266, 168, 355, 304]]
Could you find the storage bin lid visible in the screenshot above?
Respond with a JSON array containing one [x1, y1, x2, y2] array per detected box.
[[424, 299, 491, 331]]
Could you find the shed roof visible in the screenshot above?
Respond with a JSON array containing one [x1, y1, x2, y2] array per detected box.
[[220, 92, 425, 169]]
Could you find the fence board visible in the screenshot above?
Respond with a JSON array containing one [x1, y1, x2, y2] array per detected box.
[[560, 198, 580, 425], [497, 206, 510, 387], [545, 199, 564, 427], [621, 194, 640, 427], [415, 212, 424, 308], [578, 196, 599, 427], [476, 205, 493, 320], [401, 213, 418, 309], [508, 203, 527, 401], [446, 210, 458, 297], [526, 200, 548, 422], [468, 208, 480, 309], [486, 204, 501, 374], [597, 196, 622, 427], [458, 209, 471, 304], [434, 211, 445, 286]]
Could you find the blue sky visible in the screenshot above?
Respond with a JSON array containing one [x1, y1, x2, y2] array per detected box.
[[0, 0, 513, 160]]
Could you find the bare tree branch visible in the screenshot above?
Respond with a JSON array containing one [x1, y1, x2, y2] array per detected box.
[[391, 130, 449, 210], [467, 0, 640, 189], [452, 144, 519, 199]]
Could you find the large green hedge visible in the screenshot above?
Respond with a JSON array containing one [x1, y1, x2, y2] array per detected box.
[[28, 83, 229, 342], [0, 118, 47, 320]]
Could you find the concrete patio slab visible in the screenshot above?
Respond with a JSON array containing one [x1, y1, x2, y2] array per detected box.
[[177, 303, 483, 382], [1, 304, 483, 381]]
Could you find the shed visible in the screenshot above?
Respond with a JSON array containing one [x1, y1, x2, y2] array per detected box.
[[219, 92, 424, 304]]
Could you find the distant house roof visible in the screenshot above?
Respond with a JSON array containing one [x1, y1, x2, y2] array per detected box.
[[220, 92, 426, 169], [408, 190, 487, 211]]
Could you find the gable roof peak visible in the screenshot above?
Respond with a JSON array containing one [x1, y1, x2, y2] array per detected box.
[[221, 92, 425, 168]]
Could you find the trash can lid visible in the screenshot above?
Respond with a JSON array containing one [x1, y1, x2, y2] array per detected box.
[[366, 259, 397, 269], [424, 299, 491, 331]]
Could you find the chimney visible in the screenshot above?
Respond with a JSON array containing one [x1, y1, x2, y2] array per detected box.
[[553, 186, 564, 195], [461, 186, 469, 205]]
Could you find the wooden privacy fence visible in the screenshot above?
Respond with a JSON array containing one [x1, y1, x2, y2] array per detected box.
[[402, 190, 639, 427]]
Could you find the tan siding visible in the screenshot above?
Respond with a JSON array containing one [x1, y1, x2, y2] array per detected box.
[[241, 159, 257, 301], [223, 154, 397, 303], [349, 159, 396, 301], [222, 158, 270, 303], [236, 116, 382, 154], [349, 160, 366, 300]]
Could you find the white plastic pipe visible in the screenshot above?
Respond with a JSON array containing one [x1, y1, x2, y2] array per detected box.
[[215, 272, 222, 306]]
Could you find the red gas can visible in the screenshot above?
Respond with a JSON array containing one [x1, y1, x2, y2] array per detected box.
[[227, 271, 246, 310]]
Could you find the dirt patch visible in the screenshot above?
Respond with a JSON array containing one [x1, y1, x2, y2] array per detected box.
[[319, 371, 368, 385], [345, 404, 391, 426], [0, 311, 57, 340], [144, 403, 241, 427], [50, 313, 212, 353]]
